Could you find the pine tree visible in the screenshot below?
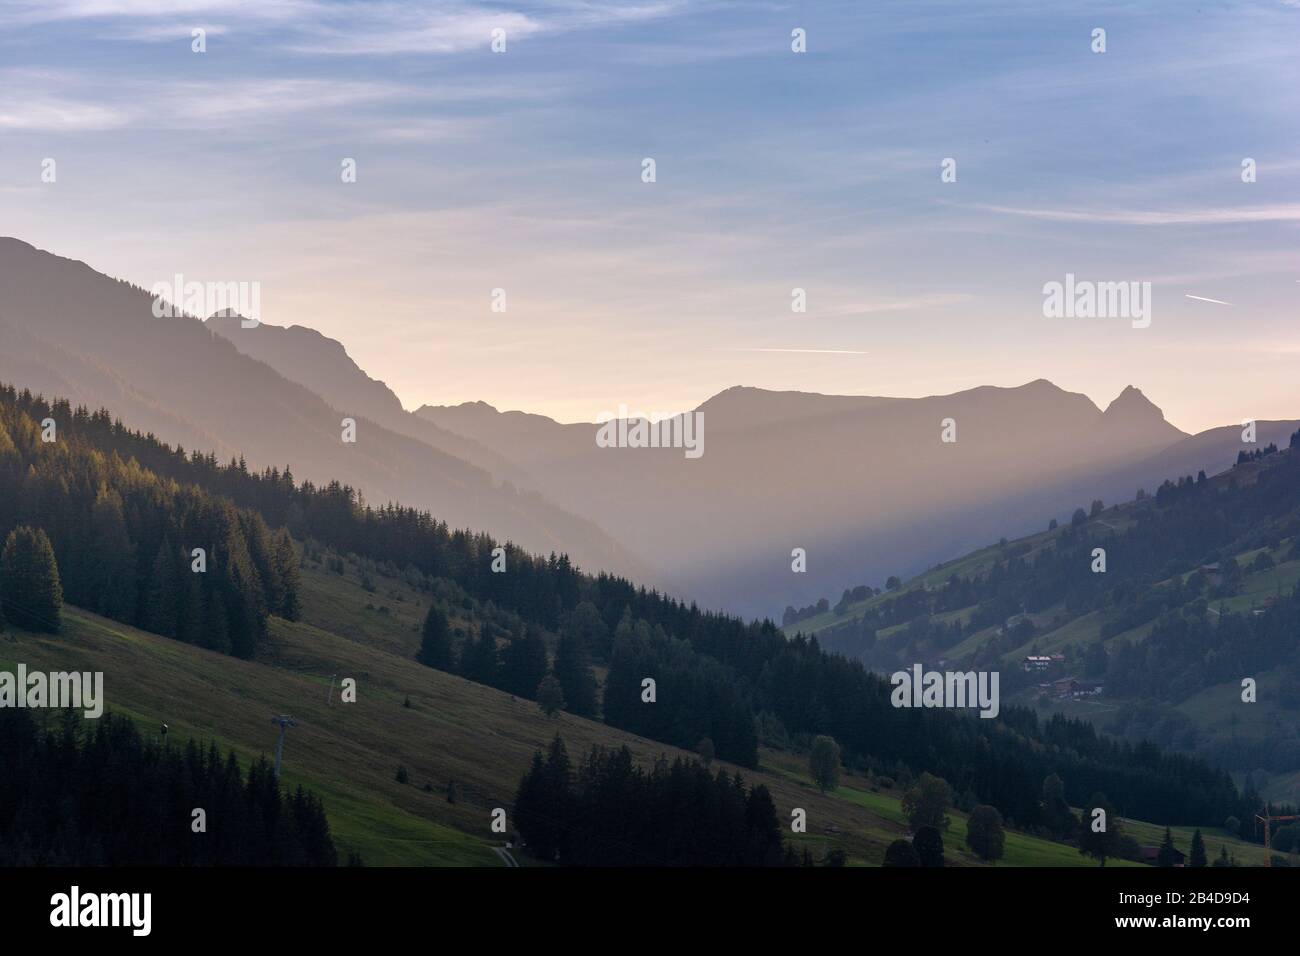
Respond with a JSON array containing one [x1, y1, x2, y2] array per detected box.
[[142, 540, 181, 638], [1041, 772, 1075, 838], [566, 601, 610, 660], [500, 624, 548, 698], [176, 549, 205, 645], [272, 528, 301, 620], [0, 526, 63, 632], [554, 627, 598, 717], [220, 523, 265, 659], [513, 752, 548, 856], [536, 674, 565, 717], [744, 784, 783, 865], [538, 736, 573, 859], [1189, 828, 1207, 867], [1157, 826, 1178, 867], [458, 630, 499, 686], [203, 589, 231, 654], [88, 488, 137, 621], [417, 604, 454, 671]]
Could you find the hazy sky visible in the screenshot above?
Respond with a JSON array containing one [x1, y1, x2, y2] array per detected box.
[[1, 0, 1297, 432]]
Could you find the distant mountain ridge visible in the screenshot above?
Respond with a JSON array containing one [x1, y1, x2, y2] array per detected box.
[[417, 378, 1211, 616], [0, 237, 645, 580], [5, 234, 1293, 620], [203, 312, 538, 490]]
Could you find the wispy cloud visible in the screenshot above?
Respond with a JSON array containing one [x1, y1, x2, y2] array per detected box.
[[0, 0, 319, 28], [285, 8, 544, 55], [0, 67, 554, 131], [0, 96, 128, 130], [0, 0, 687, 54], [969, 203, 1300, 226], [0, 72, 405, 130]]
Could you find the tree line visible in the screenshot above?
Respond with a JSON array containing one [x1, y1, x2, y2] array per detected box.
[[0, 708, 336, 865], [821, 434, 1300, 688], [0, 387, 301, 656], [0, 383, 1258, 835], [513, 736, 793, 866]]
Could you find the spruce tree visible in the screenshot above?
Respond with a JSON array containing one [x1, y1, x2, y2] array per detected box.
[[142, 540, 181, 638], [536, 674, 565, 717], [500, 623, 547, 698], [513, 752, 548, 856], [1041, 772, 1075, 838], [566, 601, 610, 660], [88, 488, 137, 621], [272, 528, 301, 620], [744, 784, 783, 865], [417, 603, 454, 671], [1190, 828, 1207, 867], [554, 627, 598, 717], [458, 630, 499, 686], [0, 525, 63, 632], [1157, 826, 1178, 867], [203, 589, 231, 654], [176, 549, 205, 645]]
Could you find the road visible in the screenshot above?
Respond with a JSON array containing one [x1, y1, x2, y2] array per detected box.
[[493, 846, 519, 867]]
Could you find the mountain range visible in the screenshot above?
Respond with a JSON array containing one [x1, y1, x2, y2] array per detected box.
[[0, 238, 641, 581], [419, 385, 1297, 616], [790, 436, 1300, 803], [3, 236, 1295, 618]]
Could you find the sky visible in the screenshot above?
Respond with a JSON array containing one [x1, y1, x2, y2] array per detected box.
[[0, 0, 1297, 433]]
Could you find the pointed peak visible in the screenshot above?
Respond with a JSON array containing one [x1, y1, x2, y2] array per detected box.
[[1104, 385, 1159, 416], [1098, 385, 1188, 440]]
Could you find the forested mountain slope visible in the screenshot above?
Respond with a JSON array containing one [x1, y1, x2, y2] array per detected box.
[[0, 382, 1264, 846], [797, 433, 1300, 796]]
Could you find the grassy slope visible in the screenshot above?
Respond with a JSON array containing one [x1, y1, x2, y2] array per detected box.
[[4, 553, 1273, 865], [785, 460, 1299, 757], [0, 557, 910, 866], [786, 456, 1293, 646], [795, 542, 1297, 666], [760, 751, 1145, 867], [1117, 817, 1275, 868]]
